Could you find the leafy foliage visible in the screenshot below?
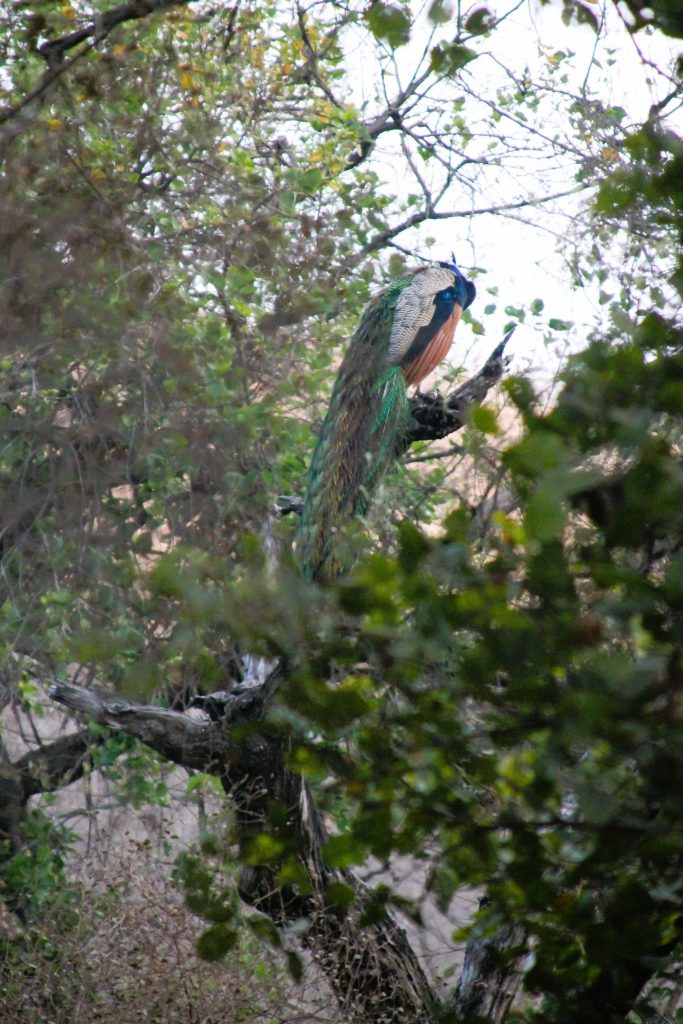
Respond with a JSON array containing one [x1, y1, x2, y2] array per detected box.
[[1, 809, 77, 918], [1, 0, 682, 1020], [297, 317, 683, 1020]]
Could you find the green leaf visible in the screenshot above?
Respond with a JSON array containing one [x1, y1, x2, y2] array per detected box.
[[548, 318, 573, 332], [293, 168, 325, 195], [504, 305, 525, 321], [39, 589, 72, 606], [464, 6, 495, 34], [364, 2, 411, 47], [325, 834, 368, 868], [470, 404, 499, 435], [663, 552, 683, 605], [428, 0, 453, 24], [505, 431, 569, 477], [326, 881, 357, 909], [196, 923, 239, 962], [430, 43, 477, 75], [245, 833, 286, 864], [398, 520, 431, 572], [248, 916, 282, 946], [574, 1, 600, 33], [286, 950, 304, 982], [149, 555, 184, 598], [524, 488, 566, 541]]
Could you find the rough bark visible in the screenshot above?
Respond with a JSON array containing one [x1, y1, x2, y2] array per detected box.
[[0, 727, 100, 846], [14, 728, 100, 798], [452, 900, 527, 1023]]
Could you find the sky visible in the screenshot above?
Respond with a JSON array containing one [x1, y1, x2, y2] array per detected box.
[[345, 0, 682, 384]]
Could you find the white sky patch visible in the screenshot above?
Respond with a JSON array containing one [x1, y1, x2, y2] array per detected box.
[[343, 0, 682, 383]]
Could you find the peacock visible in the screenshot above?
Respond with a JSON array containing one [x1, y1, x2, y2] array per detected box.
[[296, 259, 476, 582]]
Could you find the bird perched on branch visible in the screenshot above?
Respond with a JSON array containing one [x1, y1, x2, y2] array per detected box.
[[296, 259, 476, 581]]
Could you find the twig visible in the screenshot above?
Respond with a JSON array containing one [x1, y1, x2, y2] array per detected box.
[[345, 66, 434, 170], [404, 443, 465, 463], [362, 190, 586, 253]]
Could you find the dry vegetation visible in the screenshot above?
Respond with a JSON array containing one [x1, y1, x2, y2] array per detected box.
[[1, 825, 343, 1024]]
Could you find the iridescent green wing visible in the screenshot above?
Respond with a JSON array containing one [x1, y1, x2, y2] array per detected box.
[[296, 281, 410, 581], [358, 366, 409, 515]]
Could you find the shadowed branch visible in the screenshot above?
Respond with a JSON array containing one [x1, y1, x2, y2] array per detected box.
[[47, 678, 436, 1023], [48, 681, 233, 772], [404, 328, 514, 446]]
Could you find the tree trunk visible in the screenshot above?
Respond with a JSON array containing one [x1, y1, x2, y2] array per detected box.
[[48, 682, 435, 1023], [452, 899, 526, 1023]]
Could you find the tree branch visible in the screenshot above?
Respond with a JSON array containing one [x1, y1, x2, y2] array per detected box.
[[295, 5, 345, 110], [362, 188, 586, 254], [48, 679, 436, 1023], [0, 0, 191, 147], [14, 728, 100, 799], [344, 67, 433, 171], [48, 681, 230, 772], [404, 329, 515, 446], [38, 0, 189, 69]]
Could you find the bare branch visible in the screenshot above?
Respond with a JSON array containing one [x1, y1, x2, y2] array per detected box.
[[404, 329, 515, 445], [362, 188, 587, 253], [344, 67, 434, 171], [295, 5, 345, 109], [404, 443, 465, 463], [14, 728, 100, 798]]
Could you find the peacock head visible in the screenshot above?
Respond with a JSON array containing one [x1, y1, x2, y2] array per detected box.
[[384, 259, 477, 383], [438, 259, 476, 311]]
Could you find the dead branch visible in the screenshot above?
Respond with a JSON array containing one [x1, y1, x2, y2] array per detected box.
[[14, 728, 100, 799], [404, 328, 514, 446], [48, 681, 230, 772], [48, 679, 436, 1023]]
